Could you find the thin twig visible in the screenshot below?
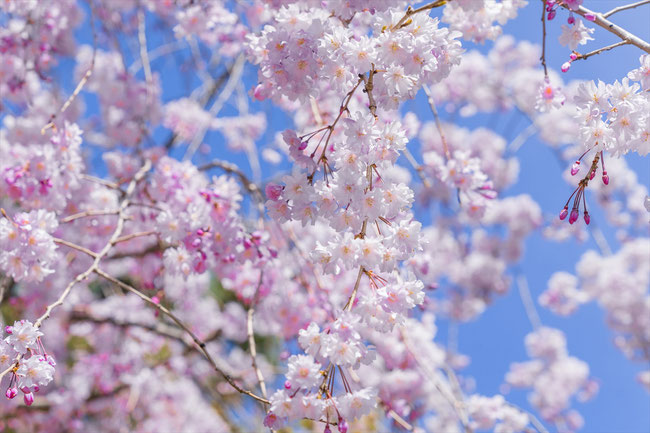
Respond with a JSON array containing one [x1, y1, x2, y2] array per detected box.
[[603, 0, 650, 18], [53, 238, 98, 258], [246, 270, 269, 408], [422, 85, 451, 161], [0, 161, 152, 383], [112, 230, 158, 245], [391, 0, 449, 31], [184, 53, 246, 161], [137, 8, 153, 103], [516, 274, 542, 330], [541, 0, 549, 77], [42, 0, 97, 133], [403, 147, 432, 188], [94, 268, 270, 405], [558, 2, 650, 54], [61, 209, 120, 223], [573, 40, 631, 61]]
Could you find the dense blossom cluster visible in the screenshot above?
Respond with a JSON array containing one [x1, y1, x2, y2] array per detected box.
[[0, 0, 648, 432]]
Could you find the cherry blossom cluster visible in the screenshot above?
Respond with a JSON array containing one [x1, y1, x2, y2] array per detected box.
[[505, 327, 597, 431], [0, 0, 81, 102], [2, 321, 55, 407], [1, 0, 649, 431], [541, 239, 650, 390], [1, 122, 84, 211], [0, 210, 59, 282]]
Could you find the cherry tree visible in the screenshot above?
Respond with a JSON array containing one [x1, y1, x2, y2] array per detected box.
[[0, 0, 648, 432]]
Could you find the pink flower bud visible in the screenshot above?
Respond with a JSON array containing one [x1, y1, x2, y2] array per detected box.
[[570, 53, 578, 60], [559, 206, 569, 220], [547, 10, 556, 20], [20, 386, 30, 394], [263, 413, 278, 428], [561, 62, 571, 73], [585, 14, 596, 21], [5, 387, 17, 399], [570, 161, 580, 176], [265, 183, 283, 201], [284, 380, 291, 390], [338, 418, 348, 433], [4, 326, 12, 334], [151, 296, 160, 304], [324, 426, 332, 433], [589, 170, 595, 180], [33, 385, 40, 393], [253, 84, 266, 101], [584, 212, 590, 225], [24, 392, 34, 406], [569, 209, 579, 224], [568, 15, 575, 24], [602, 171, 609, 185]]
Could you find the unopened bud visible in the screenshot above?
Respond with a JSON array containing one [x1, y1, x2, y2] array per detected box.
[[561, 61, 571, 73], [4, 326, 12, 334], [602, 171, 609, 185], [570, 161, 580, 176], [559, 206, 569, 220], [584, 211, 591, 225], [547, 10, 556, 20], [24, 392, 34, 406], [5, 387, 17, 399], [585, 14, 596, 21], [338, 418, 349, 433], [569, 209, 579, 224], [568, 15, 575, 24]]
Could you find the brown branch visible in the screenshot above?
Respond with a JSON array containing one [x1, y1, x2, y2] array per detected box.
[[94, 268, 270, 405], [112, 230, 158, 245], [391, 0, 449, 31], [53, 237, 98, 258], [572, 40, 631, 61], [246, 270, 269, 409], [61, 209, 120, 223], [0, 160, 152, 383]]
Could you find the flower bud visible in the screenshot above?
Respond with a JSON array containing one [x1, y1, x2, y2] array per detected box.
[[547, 10, 556, 20], [569, 209, 579, 224], [589, 170, 595, 180], [5, 387, 17, 399], [559, 206, 569, 220], [561, 62, 571, 73], [570, 53, 578, 60], [284, 380, 291, 390], [570, 161, 580, 176], [602, 171, 609, 185], [338, 418, 349, 433], [568, 15, 575, 24], [24, 392, 34, 406], [265, 183, 283, 201], [584, 211, 590, 225], [4, 326, 12, 334], [585, 14, 596, 21]]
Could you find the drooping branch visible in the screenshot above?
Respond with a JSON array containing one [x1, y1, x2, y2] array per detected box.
[[558, 2, 650, 54]]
